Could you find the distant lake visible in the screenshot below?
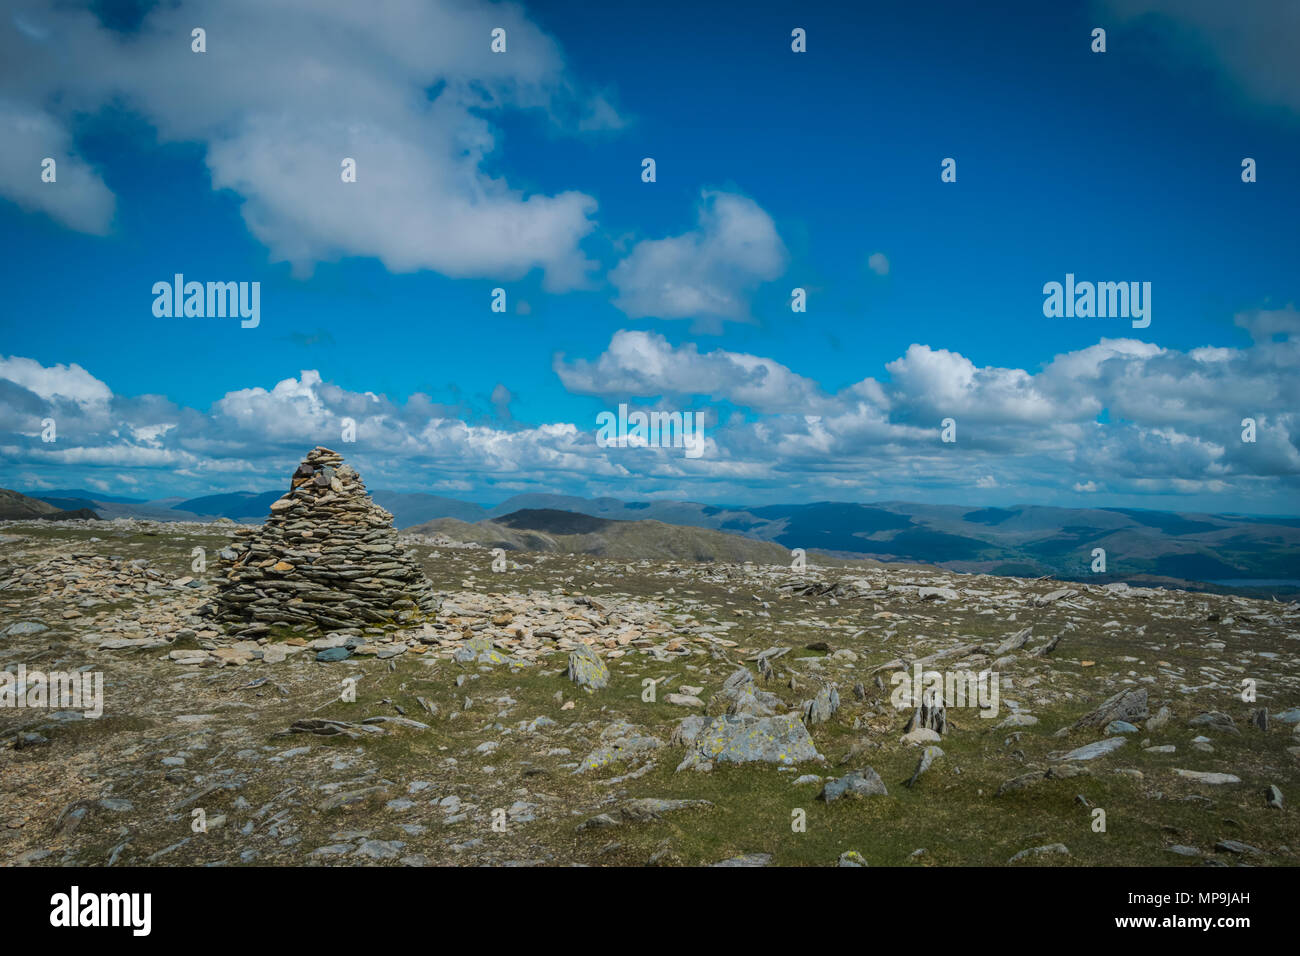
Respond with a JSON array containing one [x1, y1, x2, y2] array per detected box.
[[1206, 579, 1300, 588]]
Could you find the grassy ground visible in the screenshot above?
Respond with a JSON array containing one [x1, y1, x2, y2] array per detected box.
[[1, 521, 1297, 867]]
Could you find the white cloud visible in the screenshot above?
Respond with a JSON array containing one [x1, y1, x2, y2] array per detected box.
[[554, 330, 824, 413], [1235, 305, 1300, 342], [608, 190, 787, 328], [550, 308, 1300, 496], [0, 355, 112, 408], [0, 0, 612, 287], [0, 99, 115, 234], [2, 306, 1299, 506], [1100, 0, 1300, 114], [885, 345, 1063, 426]]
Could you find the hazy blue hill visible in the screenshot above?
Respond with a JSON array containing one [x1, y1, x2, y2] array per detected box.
[[1100, 507, 1224, 536], [15, 479, 1297, 593], [487, 494, 750, 532], [36, 496, 103, 512], [1021, 526, 1116, 558], [1153, 552, 1245, 580], [371, 492, 487, 526], [487, 493, 613, 518], [168, 489, 489, 527], [1243, 516, 1300, 528], [175, 490, 283, 519], [40, 488, 147, 503], [962, 507, 1019, 525], [746, 503, 911, 551], [426, 495, 1300, 589], [410, 510, 796, 564], [843, 527, 992, 562], [493, 509, 614, 534]]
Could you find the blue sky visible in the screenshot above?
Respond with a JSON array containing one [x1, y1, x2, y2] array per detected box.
[[1, 0, 1298, 512]]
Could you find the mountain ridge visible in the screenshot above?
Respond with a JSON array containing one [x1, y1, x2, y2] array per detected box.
[[9, 486, 1298, 592]]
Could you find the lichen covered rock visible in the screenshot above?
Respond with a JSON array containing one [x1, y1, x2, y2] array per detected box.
[[675, 712, 822, 771], [567, 643, 610, 689]]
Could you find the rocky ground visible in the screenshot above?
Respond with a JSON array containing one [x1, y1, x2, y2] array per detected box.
[[2, 517, 1298, 867]]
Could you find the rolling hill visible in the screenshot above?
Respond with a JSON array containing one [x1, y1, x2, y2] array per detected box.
[[409, 508, 798, 564], [419, 498, 1300, 593], [0, 488, 100, 521], [11, 482, 1298, 592]]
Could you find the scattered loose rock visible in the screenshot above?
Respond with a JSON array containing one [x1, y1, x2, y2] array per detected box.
[[1008, 843, 1069, 863], [820, 767, 888, 802]]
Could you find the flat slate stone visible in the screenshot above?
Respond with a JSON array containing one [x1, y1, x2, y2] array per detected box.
[[1056, 737, 1127, 761], [1174, 769, 1241, 785], [1008, 843, 1069, 863], [995, 713, 1038, 728]]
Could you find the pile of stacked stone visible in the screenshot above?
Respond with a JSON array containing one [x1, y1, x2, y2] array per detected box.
[[202, 447, 439, 636]]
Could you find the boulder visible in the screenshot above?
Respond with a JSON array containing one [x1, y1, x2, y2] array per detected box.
[[802, 684, 840, 725], [675, 713, 822, 771], [1071, 688, 1148, 732], [820, 767, 888, 801], [567, 644, 610, 689], [1055, 737, 1127, 762], [575, 721, 662, 773], [709, 667, 781, 717]]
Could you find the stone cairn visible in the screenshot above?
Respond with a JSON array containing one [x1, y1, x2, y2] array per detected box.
[[202, 447, 439, 637]]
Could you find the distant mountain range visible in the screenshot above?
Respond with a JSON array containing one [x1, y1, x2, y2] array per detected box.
[[462, 497, 1298, 591], [410, 508, 796, 564], [8, 485, 1299, 593]]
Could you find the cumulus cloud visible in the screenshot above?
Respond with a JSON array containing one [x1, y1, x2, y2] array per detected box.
[[0, 99, 115, 233], [490, 384, 516, 423], [552, 310, 1300, 498], [885, 345, 1063, 427], [0, 362, 646, 496], [1235, 305, 1300, 343], [1100, 0, 1300, 114], [554, 330, 824, 414], [0, 0, 611, 287], [0, 355, 112, 408], [608, 190, 788, 329], [2, 306, 1299, 506]]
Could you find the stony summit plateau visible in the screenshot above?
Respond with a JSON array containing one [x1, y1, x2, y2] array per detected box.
[[0, 451, 1297, 867]]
